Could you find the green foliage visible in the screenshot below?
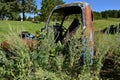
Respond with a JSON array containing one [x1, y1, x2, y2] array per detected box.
[[23, 0, 37, 13], [0, 0, 37, 21], [40, 0, 64, 21], [0, 27, 99, 79], [0, 19, 120, 79], [0, 29, 32, 79], [93, 11, 102, 20], [93, 10, 120, 19], [20, 0, 37, 21], [101, 10, 120, 18], [0, 0, 20, 20]]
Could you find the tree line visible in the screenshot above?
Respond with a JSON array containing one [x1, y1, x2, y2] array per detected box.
[[0, 0, 64, 21], [93, 10, 120, 20], [0, 0, 120, 21]]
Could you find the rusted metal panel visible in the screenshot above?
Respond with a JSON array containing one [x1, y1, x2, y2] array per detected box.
[[84, 5, 94, 46], [83, 5, 94, 65]]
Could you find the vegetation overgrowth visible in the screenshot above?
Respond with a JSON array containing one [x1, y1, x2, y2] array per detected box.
[[0, 18, 120, 79]]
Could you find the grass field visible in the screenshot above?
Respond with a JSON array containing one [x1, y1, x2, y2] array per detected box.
[[0, 18, 120, 40], [0, 18, 120, 34], [0, 21, 45, 35], [0, 18, 120, 80], [0, 21, 45, 41], [94, 18, 120, 31]]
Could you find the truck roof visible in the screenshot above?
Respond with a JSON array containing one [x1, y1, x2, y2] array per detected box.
[[52, 2, 89, 15]]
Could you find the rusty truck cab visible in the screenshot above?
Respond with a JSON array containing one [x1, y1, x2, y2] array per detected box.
[[45, 2, 94, 65], [46, 2, 94, 42]]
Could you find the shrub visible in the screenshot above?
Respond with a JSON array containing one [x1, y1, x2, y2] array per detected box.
[[0, 26, 120, 80]]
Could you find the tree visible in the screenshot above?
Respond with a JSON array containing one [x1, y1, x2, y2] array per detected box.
[[0, 0, 37, 21], [0, 0, 20, 20], [40, 0, 64, 22], [118, 10, 120, 18], [20, 0, 37, 21], [101, 11, 109, 19], [101, 10, 120, 19], [93, 11, 102, 20]]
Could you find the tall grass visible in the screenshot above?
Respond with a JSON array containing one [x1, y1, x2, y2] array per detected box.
[[0, 24, 120, 80], [0, 27, 32, 79]]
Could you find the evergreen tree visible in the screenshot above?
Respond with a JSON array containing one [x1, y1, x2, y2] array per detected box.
[[93, 11, 102, 20], [0, 0, 20, 20], [101, 10, 120, 19], [101, 11, 109, 19], [118, 10, 120, 18], [20, 0, 37, 21], [40, 0, 64, 22], [0, 0, 37, 20]]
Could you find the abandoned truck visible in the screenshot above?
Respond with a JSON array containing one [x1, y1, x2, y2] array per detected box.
[[1, 2, 116, 77], [43, 2, 94, 64], [47, 2, 115, 76], [1, 2, 94, 64]]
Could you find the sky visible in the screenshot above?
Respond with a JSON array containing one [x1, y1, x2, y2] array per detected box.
[[63, 0, 120, 12], [36, 0, 120, 12], [26, 0, 120, 17]]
